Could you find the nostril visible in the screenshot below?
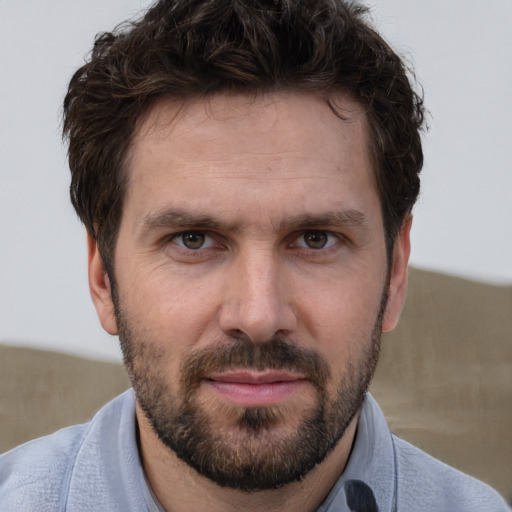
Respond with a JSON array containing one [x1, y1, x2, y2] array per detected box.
[[223, 328, 247, 340]]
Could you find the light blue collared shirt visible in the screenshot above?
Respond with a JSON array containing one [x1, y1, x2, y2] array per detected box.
[[0, 390, 508, 511]]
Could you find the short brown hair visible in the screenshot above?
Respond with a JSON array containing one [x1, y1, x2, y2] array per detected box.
[[63, 0, 425, 275]]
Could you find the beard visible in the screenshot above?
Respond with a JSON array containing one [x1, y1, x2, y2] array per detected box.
[[114, 294, 385, 492]]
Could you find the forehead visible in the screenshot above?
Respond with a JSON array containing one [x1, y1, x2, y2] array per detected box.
[[130, 90, 371, 169], [124, 91, 378, 227]]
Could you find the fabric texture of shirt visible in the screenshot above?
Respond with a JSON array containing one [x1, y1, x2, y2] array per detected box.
[[0, 390, 508, 511]]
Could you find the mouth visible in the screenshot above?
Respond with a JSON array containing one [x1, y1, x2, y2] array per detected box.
[[204, 370, 308, 407]]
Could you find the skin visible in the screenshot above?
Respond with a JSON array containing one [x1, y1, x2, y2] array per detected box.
[[88, 91, 411, 512]]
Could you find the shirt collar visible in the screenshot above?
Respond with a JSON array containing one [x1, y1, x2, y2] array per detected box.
[[317, 393, 397, 512]]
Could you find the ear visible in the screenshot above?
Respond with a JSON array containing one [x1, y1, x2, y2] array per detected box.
[[87, 233, 118, 335], [382, 215, 412, 333]]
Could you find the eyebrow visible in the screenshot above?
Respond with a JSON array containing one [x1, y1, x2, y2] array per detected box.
[[141, 207, 367, 234], [275, 210, 367, 232], [141, 208, 243, 233]]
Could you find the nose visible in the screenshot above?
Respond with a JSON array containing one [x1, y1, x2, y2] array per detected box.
[[218, 249, 297, 343]]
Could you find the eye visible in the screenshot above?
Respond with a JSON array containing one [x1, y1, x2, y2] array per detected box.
[[294, 231, 339, 250], [172, 231, 216, 250]]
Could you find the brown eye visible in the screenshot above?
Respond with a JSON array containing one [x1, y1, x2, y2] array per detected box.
[[303, 231, 329, 249], [293, 231, 338, 250], [175, 232, 208, 249]]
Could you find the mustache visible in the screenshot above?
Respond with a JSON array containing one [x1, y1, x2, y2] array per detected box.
[[180, 334, 331, 391]]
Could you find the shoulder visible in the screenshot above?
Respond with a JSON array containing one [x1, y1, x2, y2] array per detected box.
[[0, 422, 90, 511], [393, 435, 510, 511], [0, 390, 134, 512]]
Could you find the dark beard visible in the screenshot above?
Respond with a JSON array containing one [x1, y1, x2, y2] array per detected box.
[[115, 302, 384, 492]]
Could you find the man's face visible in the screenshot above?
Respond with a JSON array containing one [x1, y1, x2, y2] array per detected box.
[[90, 91, 409, 491]]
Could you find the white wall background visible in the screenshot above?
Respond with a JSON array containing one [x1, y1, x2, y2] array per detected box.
[[1, 0, 511, 362]]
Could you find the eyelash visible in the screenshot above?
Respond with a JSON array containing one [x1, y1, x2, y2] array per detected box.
[[170, 231, 218, 250], [166, 229, 345, 254], [290, 231, 341, 251]]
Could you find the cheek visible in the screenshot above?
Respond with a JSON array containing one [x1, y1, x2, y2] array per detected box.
[[296, 273, 385, 358], [118, 265, 223, 356]]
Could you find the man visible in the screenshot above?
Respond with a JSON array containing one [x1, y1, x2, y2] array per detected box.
[[0, 1, 508, 510]]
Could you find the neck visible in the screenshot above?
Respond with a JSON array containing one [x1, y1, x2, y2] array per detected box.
[[136, 403, 360, 512]]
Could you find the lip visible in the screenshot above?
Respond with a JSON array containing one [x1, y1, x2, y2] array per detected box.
[[204, 370, 307, 407], [208, 369, 306, 384]]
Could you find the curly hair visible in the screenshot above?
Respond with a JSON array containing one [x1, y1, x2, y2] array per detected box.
[[63, 0, 425, 275]]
